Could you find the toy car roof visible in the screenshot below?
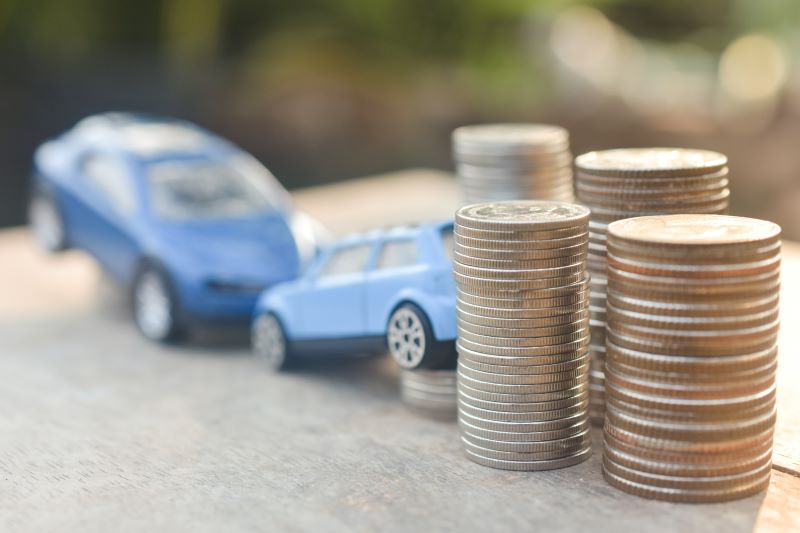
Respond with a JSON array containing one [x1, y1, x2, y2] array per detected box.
[[69, 113, 233, 159]]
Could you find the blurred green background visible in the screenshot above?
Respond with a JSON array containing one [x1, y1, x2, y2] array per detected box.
[[1, 0, 799, 237]]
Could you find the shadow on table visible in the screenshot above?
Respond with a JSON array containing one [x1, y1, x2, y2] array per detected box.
[[286, 352, 400, 399]]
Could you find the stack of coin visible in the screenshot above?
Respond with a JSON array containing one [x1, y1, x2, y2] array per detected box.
[[602, 214, 781, 502], [452, 124, 574, 204], [400, 369, 457, 420], [454, 201, 593, 471], [574, 148, 731, 424]]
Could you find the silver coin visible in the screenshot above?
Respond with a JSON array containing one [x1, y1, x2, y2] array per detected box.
[[462, 436, 590, 461], [464, 443, 591, 471], [461, 427, 591, 453], [456, 201, 590, 231], [457, 377, 589, 403], [458, 387, 589, 413], [457, 307, 589, 328], [457, 370, 588, 394], [575, 166, 728, 187], [458, 397, 589, 422], [455, 224, 593, 241], [453, 249, 587, 270], [456, 287, 589, 312], [458, 328, 590, 348], [456, 300, 588, 320], [457, 278, 589, 301], [457, 317, 589, 339], [457, 335, 590, 356], [457, 360, 589, 385], [459, 352, 589, 376], [454, 260, 586, 281], [459, 406, 589, 432], [456, 343, 590, 367], [454, 236, 589, 256]]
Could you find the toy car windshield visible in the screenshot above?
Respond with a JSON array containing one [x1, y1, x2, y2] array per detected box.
[[149, 156, 283, 219]]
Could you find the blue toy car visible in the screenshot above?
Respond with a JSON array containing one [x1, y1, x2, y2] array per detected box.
[[252, 222, 457, 371], [29, 112, 325, 342]]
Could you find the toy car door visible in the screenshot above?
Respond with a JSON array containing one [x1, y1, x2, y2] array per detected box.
[[69, 152, 140, 281], [364, 237, 426, 334], [299, 242, 374, 338]]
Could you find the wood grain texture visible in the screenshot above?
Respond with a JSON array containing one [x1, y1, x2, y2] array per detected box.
[[0, 169, 798, 531]]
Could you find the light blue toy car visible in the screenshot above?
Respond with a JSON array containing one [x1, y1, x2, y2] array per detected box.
[[29, 113, 325, 342], [252, 222, 457, 371]]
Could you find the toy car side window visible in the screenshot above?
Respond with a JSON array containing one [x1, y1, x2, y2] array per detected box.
[[375, 239, 417, 270], [318, 244, 373, 278], [81, 153, 137, 215]]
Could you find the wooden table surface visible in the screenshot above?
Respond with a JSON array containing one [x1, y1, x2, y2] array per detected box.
[[1, 169, 798, 532]]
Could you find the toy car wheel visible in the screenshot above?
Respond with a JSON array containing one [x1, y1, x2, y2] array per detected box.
[[29, 189, 67, 252], [133, 265, 182, 343], [388, 304, 451, 370], [252, 313, 290, 371]]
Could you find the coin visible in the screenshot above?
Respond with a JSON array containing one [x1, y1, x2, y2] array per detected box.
[[457, 335, 590, 356], [603, 429, 773, 466], [457, 378, 589, 404], [458, 353, 589, 376], [575, 166, 728, 187], [457, 317, 589, 339], [462, 436, 590, 461], [457, 370, 588, 395], [456, 344, 589, 367], [601, 464, 771, 503], [454, 260, 586, 280], [455, 224, 589, 241], [461, 427, 591, 453], [458, 361, 589, 385], [458, 388, 589, 413], [399, 369, 457, 420], [605, 341, 778, 373], [457, 276, 589, 299], [464, 445, 591, 471], [458, 397, 590, 422], [605, 404, 777, 442], [458, 328, 590, 348], [453, 249, 587, 269], [454, 270, 587, 290], [454, 237, 589, 257], [575, 148, 727, 176], [456, 201, 590, 231], [453, 124, 569, 153]]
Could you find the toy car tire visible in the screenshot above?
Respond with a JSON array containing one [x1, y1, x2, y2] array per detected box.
[[28, 188, 68, 252], [252, 313, 291, 372], [132, 264, 184, 343], [388, 303, 453, 370]]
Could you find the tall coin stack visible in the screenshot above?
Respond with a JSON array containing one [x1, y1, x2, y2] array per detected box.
[[602, 214, 781, 502], [454, 201, 593, 471], [400, 369, 457, 420], [452, 124, 574, 204], [573, 148, 731, 424]]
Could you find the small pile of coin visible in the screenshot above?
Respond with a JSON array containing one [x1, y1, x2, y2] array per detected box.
[[574, 148, 731, 424], [452, 124, 574, 205], [453, 201, 593, 471], [400, 369, 457, 420], [602, 214, 780, 502]]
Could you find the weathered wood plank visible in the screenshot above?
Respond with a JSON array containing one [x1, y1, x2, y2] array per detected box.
[[0, 170, 798, 531]]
